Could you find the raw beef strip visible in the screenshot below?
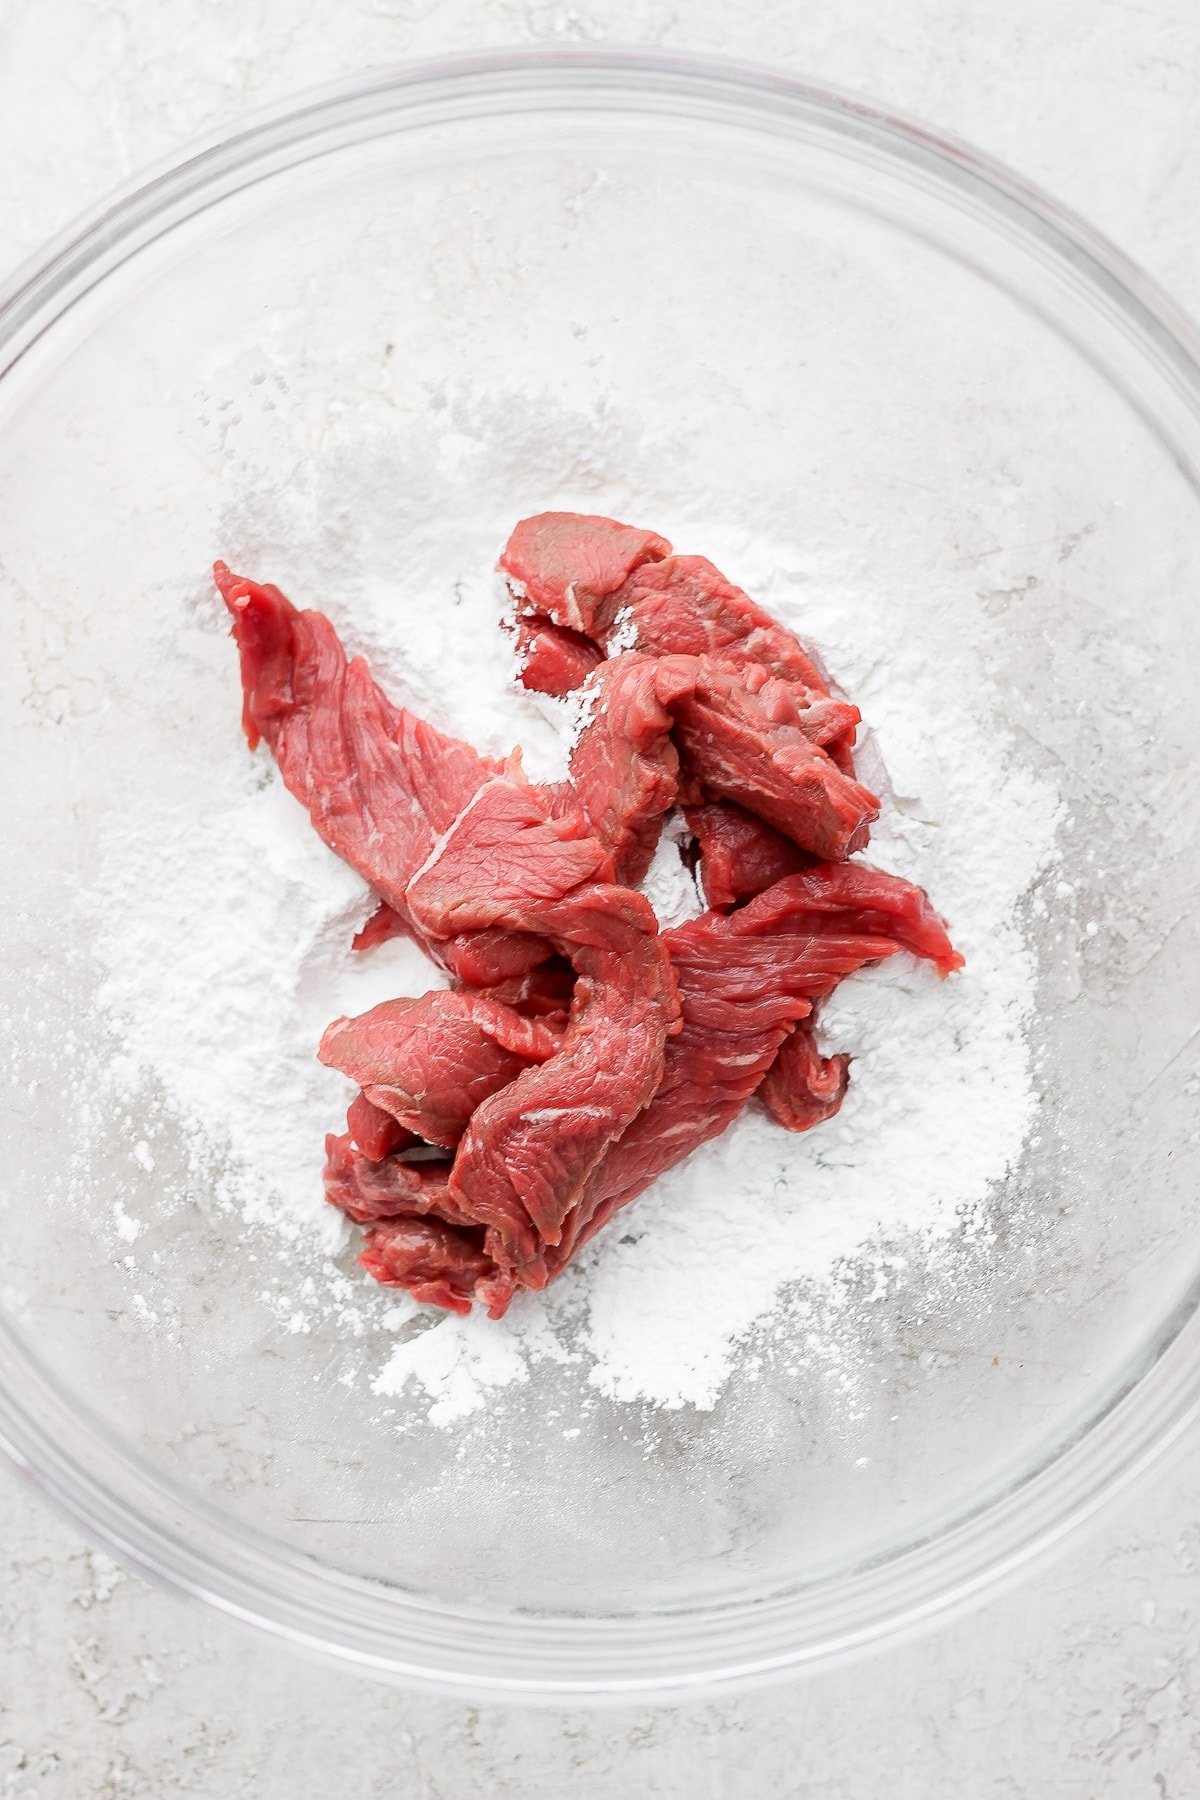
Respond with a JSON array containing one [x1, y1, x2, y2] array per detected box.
[[510, 613, 603, 696], [216, 566, 552, 987], [461, 886, 678, 1314], [553, 650, 872, 877], [758, 1020, 850, 1133], [350, 901, 551, 992], [349, 904, 548, 991], [320, 991, 561, 1150], [345, 850, 956, 1314], [555, 654, 694, 886], [326, 1139, 496, 1312], [215, 565, 497, 909], [611, 555, 833, 695], [351, 901, 409, 954], [684, 801, 812, 910], [404, 779, 679, 1310], [324, 1131, 456, 1224], [542, 864, 960, 1278], [405, 777, 614, 931], [731, 862, 963, 979], [345, 1091, 415, 1160], [358, 1215, 492, 1316], [501, 521, 873, 861], [437, 928, 555, 988], [690, 846, 955, 1129], [371, 861, 957, 1308], [501, 514, 857, 770], [667, 658, 878, 861], [500, 511, 670, 629], [220, 543, 963, 1321], [476, 956, 575, 1022]]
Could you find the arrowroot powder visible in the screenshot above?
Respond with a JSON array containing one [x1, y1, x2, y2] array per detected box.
[[86, 457, 1062, 1425]]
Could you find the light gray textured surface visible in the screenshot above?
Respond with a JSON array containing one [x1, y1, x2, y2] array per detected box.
[[1, 1, 1199, 1794]]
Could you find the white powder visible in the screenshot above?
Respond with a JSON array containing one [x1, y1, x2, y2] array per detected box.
[[94, 762, 450, 1258], [87, 517, 1060, 1424], [640, 813, 705, 930], [607, 604, 640, 655]]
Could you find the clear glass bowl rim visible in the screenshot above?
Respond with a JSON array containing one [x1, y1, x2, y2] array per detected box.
[[1, 45, 1199, 1702]]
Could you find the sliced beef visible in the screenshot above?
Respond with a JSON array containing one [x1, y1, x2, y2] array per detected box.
[[732, 862, 963, 980], [500, 512, 670, 631], [543, 864, 959, 1275], [345, 1091, 415, 1160], [758, 1020, 850, 1133], [217, 566, 555, 986], [220, 530, 962, 1323], [475, 956, 575, 1023], [501, 515, 824, 689], [551, 650, 873, 877], [510, 613, 604, 696], [215, 565, 498, 915], [345, 863, 957, 1307], [555, 655, 694, 886], [358, 1215, 492, 1316], [667, 658, 878, 861], [403, 776, 677, 1292], [350, 898, 550, 987], [455, 886, 678, 1313], [501, 518, 874, 862], [406, 776, 613, 933], [608, 554, 833, 696], [351, 900, 408, 954], [405, 786, 679, 1311], [500, 515, 857, 771], [324, 1131, 456, 1224], [684, 801, 812, 909], [436, 928, 554, 988], [320, 991, 561, 1150]]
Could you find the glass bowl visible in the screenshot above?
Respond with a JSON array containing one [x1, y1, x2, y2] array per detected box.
[[1, 48, 1199, 1701]]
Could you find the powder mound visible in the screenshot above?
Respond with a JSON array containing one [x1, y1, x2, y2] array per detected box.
[[216, 513, 961, 1318]]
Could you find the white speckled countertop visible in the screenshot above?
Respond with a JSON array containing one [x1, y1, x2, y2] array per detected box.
[[2, 2, 1200, 1794]]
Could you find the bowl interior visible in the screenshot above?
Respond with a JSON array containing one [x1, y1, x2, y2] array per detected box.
[[1, 66, 1198, 1643]]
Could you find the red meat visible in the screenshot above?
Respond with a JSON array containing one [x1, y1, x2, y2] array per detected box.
[[348, 902, 551, 995], [544, 865, 959, 1275], [666, 658, 878, 861], [552, 650, 873, 881], [501, 515, 858, 770], [610, 555, 833, 695], [437, 928, 554, 988], [358, 1215, 492, 1316], [324, 1131, 451, 1224], [457, 887, 679, 1314], [216, 565, 553, 988], [320, 991, 561, 1149], [500, 511, 670, 629], [329, 863, 956, 1308], [345, 1092, 415, 1161], [730, 863, 963, 980], [685, 801, 812, 909], [351, 900, 408, 954], [405, 777, 613, 931], [215, 564, 498, 915], [349, 903, 548, 991], [511, 614, 604, 697], [759, 1021, 850, 1133], [502, 519, 874, 864], [555, 655, 693, 886], [219, 524, 962, 1322], [476, 956, 575, 1023], [404, 778, 680, 1312]]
